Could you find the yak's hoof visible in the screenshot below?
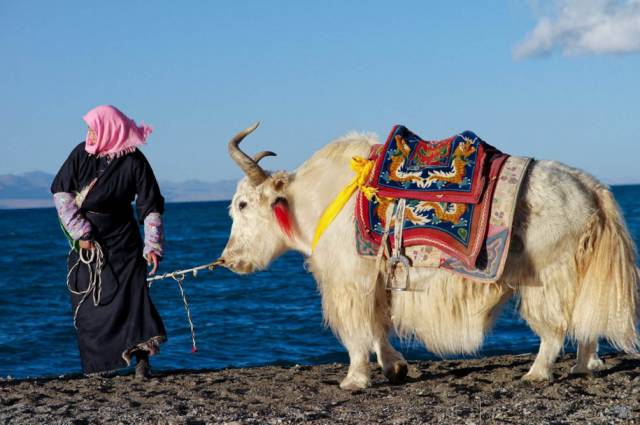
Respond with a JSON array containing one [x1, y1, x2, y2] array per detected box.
[[522, 370, 552, 382], [339, 374, 370, 390], [570, 365, 590, 375], [384, 361, 408, 384], [588, 358, 606, 371], [570, 357, 606, 375]]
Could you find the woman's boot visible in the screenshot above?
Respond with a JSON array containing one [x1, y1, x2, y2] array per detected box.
[[134, 351, 151, 380]]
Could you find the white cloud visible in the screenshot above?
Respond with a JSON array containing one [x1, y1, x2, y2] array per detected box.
[[514, 0, 640, 59]]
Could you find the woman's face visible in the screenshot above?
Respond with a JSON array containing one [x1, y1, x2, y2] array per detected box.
[[87, 128, 97, 146]]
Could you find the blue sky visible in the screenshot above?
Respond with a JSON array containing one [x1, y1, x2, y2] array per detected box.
[[1, 1, 639, 183]]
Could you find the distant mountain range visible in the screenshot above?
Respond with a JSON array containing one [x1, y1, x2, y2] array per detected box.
[[0, 171, 237, 209]]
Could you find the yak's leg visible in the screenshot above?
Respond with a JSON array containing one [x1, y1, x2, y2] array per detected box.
[[373, 337, 408, 384], [315, 275, 376, 390], [523, 331, 564, 381], [518, 273, 570, 381], [371, 281, 408, 384], [310, 244, 395, 389], [340, 339, 371, 390], [571, 341, 605, 374]]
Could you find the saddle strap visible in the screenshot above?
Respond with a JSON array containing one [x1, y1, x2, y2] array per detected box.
[[392, 199, 407, 259], [386, 199, 416, 291], [373, 200, 396, 283]]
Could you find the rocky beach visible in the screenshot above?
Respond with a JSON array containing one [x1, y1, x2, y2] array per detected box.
[[1, 353, 639, 424]]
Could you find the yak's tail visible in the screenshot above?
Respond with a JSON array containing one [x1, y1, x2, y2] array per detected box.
[[571, 186, 639, 352]]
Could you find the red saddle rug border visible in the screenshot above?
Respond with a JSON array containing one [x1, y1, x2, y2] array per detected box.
[[368, 125, 490, 204], [356, 149, 509, 268]]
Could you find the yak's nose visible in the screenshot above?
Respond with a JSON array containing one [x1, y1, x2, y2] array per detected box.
[[223, 259, 254, 275], [220, 250, 254, 275]]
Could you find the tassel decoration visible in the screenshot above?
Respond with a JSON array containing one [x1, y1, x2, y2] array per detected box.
[[273, 199, 294, 239]]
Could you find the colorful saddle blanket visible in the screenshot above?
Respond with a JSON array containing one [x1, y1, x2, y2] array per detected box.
[[369, 125, 494, 203], [355, 126, 531, 282]]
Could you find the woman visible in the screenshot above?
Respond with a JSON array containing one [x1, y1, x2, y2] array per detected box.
[[51, 105, 166, 379]]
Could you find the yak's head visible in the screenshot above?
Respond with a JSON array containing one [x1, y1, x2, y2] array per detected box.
[[220, 123, 295, 274]]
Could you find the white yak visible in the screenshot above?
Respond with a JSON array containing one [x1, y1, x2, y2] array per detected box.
[[220, 123, 639, 390]]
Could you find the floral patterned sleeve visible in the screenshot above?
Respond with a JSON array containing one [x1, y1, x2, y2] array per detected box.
[[53, 192, 92, 240], [143, 212, 164, 258]]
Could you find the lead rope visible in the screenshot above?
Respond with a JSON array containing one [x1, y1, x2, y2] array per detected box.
[[67, 249, 223, 353], [147, 259, 224, 352], [66, 242, 105, 329]]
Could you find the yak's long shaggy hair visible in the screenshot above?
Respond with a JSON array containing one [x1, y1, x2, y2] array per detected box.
[[224, 130, 639, 387], [300, 134, 637, 368]]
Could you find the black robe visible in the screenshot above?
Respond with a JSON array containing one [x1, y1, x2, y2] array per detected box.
[[51, 142, 167, 374]]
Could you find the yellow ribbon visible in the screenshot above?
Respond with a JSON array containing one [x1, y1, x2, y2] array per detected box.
[[311, 156, 377, 251]]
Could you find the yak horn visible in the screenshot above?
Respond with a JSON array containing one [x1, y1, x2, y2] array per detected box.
[[228, 122, 269, 186], [253, 150, 277, 164]]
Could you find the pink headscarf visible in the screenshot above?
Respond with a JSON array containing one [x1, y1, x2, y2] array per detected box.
[[83, 105, 153, 157]]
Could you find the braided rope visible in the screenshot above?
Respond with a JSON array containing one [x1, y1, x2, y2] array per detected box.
[[66, 242, 105, 329], [146, 259, 223, 283], [147, 259, 224, 352], [67, 248, 223, 352]]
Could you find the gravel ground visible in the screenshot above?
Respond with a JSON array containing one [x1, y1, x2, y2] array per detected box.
[[1, 353, 639, 424]]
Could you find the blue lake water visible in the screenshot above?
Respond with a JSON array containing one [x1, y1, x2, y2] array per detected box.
[[1, 185, 639, 379]]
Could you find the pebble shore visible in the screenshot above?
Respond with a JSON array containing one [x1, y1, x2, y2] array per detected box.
[[1, 353, 639, 424]]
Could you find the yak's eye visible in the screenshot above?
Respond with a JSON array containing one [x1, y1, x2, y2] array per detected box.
[[238, 201, 247, 211]]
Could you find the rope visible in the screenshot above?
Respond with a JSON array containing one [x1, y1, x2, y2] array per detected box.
[[147, 259, 224, 352], [174, 274, 197, 352], [67, 243, 223, 354], [66, 242, 105, 329], [146, 259, 224, 283]]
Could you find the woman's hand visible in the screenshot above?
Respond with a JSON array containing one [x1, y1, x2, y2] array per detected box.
[[79, 240, 95, 250], [146, 252, 159, 275]]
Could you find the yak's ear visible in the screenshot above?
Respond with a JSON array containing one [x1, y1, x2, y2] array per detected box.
[[271, 173, 289, 193], [266, 172, 294, 239], [260, 171, 291, 205], [265, 171, 290, 195]]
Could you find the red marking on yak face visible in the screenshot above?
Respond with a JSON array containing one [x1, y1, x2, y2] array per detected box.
[[272, 198, 294, 239]]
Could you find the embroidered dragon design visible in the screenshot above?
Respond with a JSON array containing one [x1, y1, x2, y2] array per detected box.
[[372, 132, 476, 230], [414, 201, 467, 224], [374, 197, 467, 227], [375, 197, 428, 227], [386, 135, 426, 186], [424, 136, 476, 187]]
